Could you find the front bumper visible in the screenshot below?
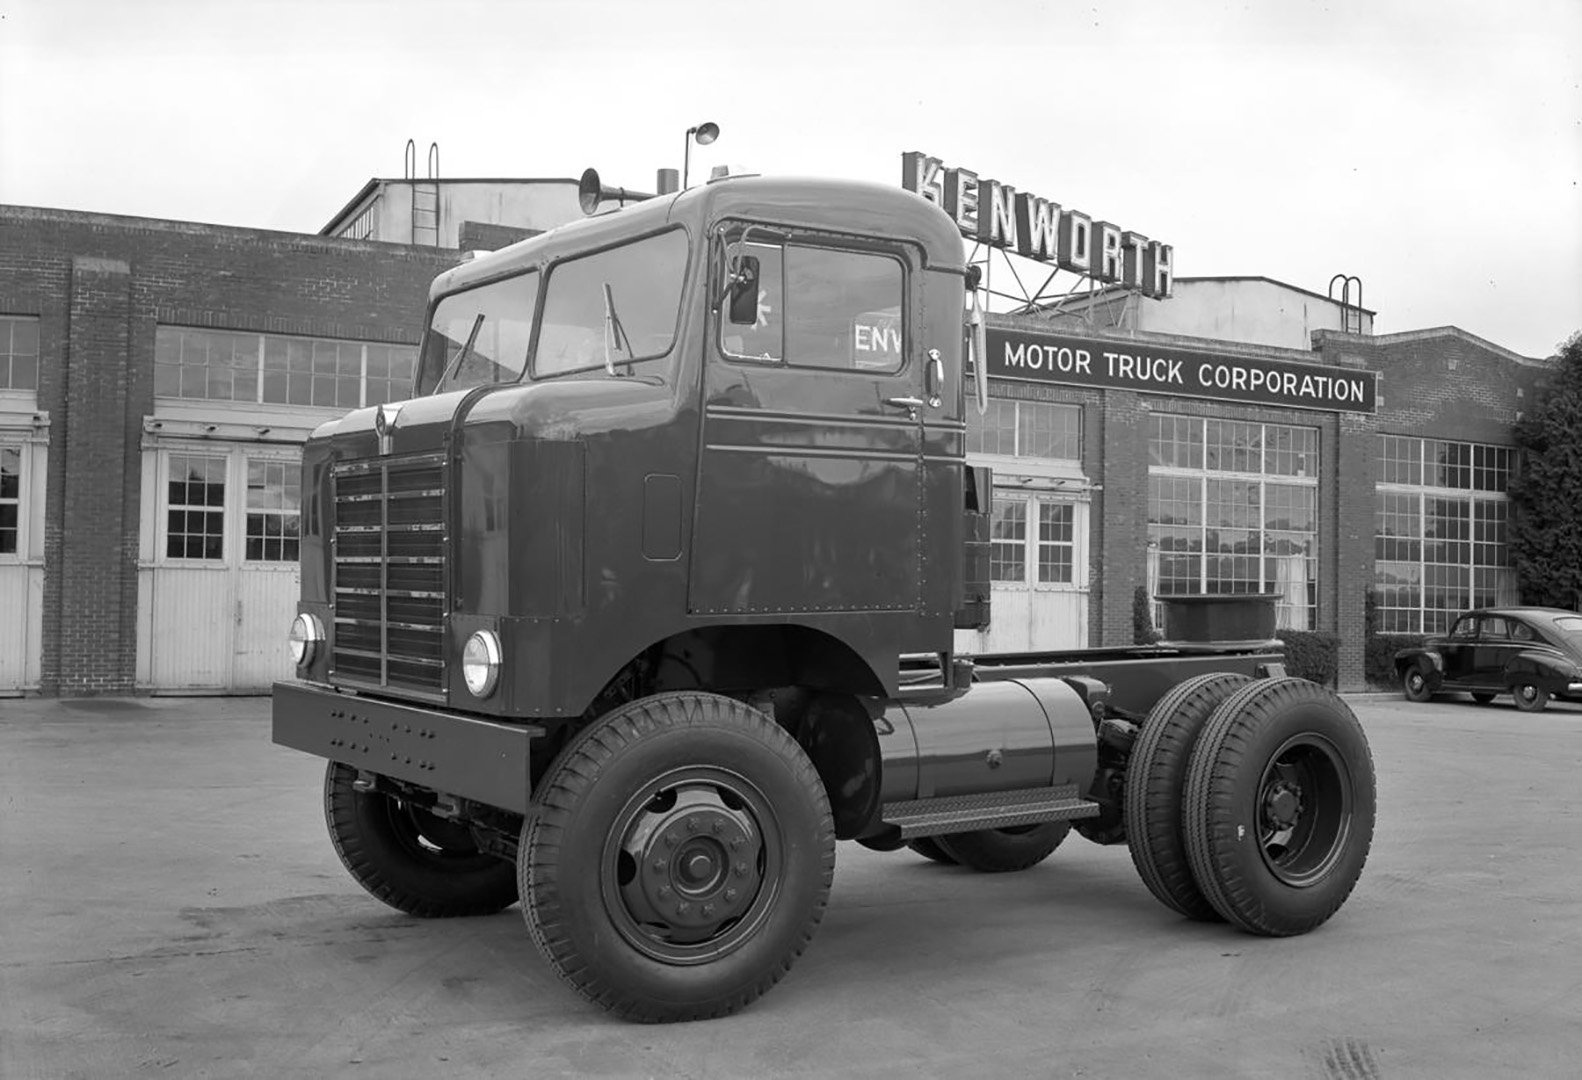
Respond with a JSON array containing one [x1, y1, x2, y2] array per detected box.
[[271, 681, 543, 814]]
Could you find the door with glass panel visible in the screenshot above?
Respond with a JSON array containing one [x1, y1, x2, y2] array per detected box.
[[138, 446, 301, 691], [961, 491, 1090, 653]]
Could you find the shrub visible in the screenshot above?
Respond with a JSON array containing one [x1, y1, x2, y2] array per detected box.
[[1366, 633, 1425, 689], [1133, 585, 1163, 645], [1276, 630, 1340, 687]]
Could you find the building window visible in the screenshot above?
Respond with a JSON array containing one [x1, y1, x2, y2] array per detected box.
[[166, 453, 226, 560], [340, 201, 378, 241], [155, 327, 417, 408], [1147, 415, 1319, 630], [245, 458, 301, 562], [967, 400, 1081, 462], [990, 495, 1079, 586], [0, 445, 19, 554], [1, 316, 40, 391], [1373, 435, 1517, 634]]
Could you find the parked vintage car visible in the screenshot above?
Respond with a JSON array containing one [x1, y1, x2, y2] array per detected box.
[[1395, 606, 1582, 712]]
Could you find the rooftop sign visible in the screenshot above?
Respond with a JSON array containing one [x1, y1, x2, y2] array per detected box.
[[902, 152, 1173, 298], [989, 327, 1379, 413]]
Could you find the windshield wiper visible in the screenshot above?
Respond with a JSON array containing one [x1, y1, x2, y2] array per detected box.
[[439, 313, 486, 388], [602, 282, 633, 377]]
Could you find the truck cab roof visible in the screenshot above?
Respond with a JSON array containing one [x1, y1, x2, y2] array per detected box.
[[428, 174, 968, 301]]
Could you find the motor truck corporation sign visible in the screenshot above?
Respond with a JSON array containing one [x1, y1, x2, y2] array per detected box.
[[989, 327, 1379, 414]]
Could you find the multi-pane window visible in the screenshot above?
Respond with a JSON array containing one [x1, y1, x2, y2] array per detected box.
[[1147, 415, 1320, 630], [989, 500, 1026, 582], [0, 446, 19, 554], [167, 453, 226, 560], [967, 400, 1081, 462], [155, 328, 417, 408], [1373, 435, 1517, 633], [990, 496, 1079, 585], [245, 459, 301, 562], [1, 316, 40, 391]]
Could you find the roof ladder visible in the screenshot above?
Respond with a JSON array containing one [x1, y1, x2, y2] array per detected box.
[[405, 140, 441, 247]]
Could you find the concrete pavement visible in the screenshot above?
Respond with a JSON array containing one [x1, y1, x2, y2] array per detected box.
[[3, 692, 1580, 1079]]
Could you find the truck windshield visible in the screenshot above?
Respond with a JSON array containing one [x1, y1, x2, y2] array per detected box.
[[536, 229, 688, 377], [416, 270, 540, 395]]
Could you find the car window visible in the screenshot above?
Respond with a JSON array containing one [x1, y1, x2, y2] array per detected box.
[[1551, 615, 1582, 639], [1448, 618, 1476, 640], [1480, 617, 1509, 640], [1510, 620, 1535, 643]]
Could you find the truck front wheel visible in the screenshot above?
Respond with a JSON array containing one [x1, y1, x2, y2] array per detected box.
[[322, 763, 518, 917], [520, 692, 836, 1022], [1184, 679, 1376, 936]]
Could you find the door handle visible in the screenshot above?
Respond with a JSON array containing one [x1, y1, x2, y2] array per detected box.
[[885, 396, 925, 409]]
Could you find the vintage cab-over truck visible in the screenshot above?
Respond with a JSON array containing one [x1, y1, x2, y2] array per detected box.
[[273, 172, 1376, 1022]]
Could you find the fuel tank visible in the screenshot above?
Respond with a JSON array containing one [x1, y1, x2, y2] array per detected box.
[[875, 678, 1098, 804]]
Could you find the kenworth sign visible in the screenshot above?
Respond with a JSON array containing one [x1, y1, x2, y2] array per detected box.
[[988, 327, 1379, 414], [902, 151, 1173, 298]]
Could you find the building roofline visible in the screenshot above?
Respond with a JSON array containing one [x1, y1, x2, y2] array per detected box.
[[318, 176, 586, 236], [1368, 325, 1545, 365], [0, 202, 455, 261], [1173, 275, 1377, 315]]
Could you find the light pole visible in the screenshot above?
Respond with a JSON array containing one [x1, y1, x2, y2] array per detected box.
[[683, 122, 720, 190]]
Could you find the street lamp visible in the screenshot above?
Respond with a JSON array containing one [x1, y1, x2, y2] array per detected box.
[[683, 122, 720, 190]]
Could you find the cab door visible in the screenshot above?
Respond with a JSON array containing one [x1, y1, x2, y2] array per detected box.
[[689, 229, 927, 615]]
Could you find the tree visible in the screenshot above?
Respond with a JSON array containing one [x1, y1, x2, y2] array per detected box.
[[1508, 331, 1582, 609]]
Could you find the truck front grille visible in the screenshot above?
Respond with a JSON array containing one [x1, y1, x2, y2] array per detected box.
[[330, 452, 447, 697]]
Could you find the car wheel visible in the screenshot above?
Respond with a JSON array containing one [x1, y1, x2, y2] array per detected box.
[[1401, 665, 1434, 703], [1512, 681, 1550, 713], [1470, 691, 1497, 705]]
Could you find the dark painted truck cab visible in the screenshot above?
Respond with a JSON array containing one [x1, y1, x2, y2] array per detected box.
[[273, 175, 1376, 1021]]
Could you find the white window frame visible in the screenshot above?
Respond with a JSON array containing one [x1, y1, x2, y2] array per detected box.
[[988, 491, 1089, 593], [146, 445, 302, 570]]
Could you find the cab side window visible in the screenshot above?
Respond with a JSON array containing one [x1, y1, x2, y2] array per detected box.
[[722, 239, 904, 373], [1510, 620, 1535, 643], [1480, 616, 1510, 639], [1448, 617, 1477, 640]]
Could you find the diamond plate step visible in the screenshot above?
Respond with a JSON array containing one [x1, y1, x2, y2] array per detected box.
[[881, 784, 1100, 839]]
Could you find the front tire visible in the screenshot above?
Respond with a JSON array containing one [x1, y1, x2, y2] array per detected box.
[[521, 692, 836, 1022], [1184, 679, 1376, 937], [323, 763, 518, 918], [934, 822, 1071, 873], [1401, 665, 1434, 703], [1512, 680, 1550, 712]]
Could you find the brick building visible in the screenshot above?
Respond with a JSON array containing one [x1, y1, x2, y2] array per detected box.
[[0, 186, 1552, 696]]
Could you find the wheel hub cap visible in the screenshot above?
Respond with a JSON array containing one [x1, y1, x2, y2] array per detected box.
[[616, 785, 763, 941]]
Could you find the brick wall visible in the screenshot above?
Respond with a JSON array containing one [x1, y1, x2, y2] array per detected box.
[[0, 206, 456, 695]]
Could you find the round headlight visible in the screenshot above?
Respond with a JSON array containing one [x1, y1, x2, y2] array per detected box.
[[289, 612, 325, 666], [462, 630, 502, 699]]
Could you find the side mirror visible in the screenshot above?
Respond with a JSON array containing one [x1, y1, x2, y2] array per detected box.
[[727, 254, 760, 325]]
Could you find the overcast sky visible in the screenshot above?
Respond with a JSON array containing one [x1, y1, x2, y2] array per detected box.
[[2, 0, 1578, 357]]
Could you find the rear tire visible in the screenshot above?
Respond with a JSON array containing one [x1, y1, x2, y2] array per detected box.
[[934, 822, 1071, 873], [1184, 679, 1376, 937], [1125, 672, 1252, 921], [1512, 681, 1550, 713], [520, 692, 835, 1022], [906, 836, 958, 865], [323, 762, 518, 918], [1401, 665, 1433, 703]]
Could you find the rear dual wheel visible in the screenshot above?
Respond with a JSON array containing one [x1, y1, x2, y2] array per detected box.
[[1127, 677, 1376, 936], [1182, 679, 1376, 936]]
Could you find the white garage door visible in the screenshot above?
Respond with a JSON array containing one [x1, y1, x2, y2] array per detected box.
[[137, 444, 301, 692]]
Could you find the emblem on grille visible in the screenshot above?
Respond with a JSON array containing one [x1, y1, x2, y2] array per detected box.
[[374, 401, 403, 454]]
